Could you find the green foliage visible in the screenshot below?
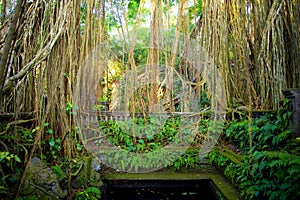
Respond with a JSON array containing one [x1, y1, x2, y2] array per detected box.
[[284, 139, 300, 155], [0, 151, 21, 198], [127, 0, 141, 25], [44, 124, 61, 160], [73, 187, 101, 200], [173, 149, 199, 170], [96, 115, 203, 171], [0, 151, 21, 166], [18, 129, 34, 143], [66, 102, 78, 115], [209, 99, 299, 200], [247, 151, 300, 199], [38, 123, 61, 160], [16, 196, 39, 200], [0, 186, 8, 195], [0, 126, 35, 198], [48, 137, 61, 159], [187, 0, 203, 17], [187, 0, 203, 31], [208, 150, 231, 169], [77, 143, 83, 152], [225, 101, 292, 153], [209, 150, 300, 200], [51, 165, 67, 180], [98, 116, 181, 153], [199, 90, 210, 110], [80, 2, 87, 34]]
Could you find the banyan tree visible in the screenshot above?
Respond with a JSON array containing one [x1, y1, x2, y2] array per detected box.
[[0, 0, 299, 158]]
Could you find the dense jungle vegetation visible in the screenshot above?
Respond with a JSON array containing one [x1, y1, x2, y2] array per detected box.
[[0, 0, 299, 199]]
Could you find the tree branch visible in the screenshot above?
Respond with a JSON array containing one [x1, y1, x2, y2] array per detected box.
[[2, 2, 68, 92], [0, 0, 24, 96]]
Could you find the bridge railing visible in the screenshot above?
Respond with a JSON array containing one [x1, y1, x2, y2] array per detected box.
[[79, 110, 205, 124]]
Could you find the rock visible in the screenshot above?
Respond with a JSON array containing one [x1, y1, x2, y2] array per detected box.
[[20, 157, 67, 199], [92, 158, 102, 172]]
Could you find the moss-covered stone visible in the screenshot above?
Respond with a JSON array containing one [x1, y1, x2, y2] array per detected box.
[[102, 165, 240, 200], [217, 146, 244, 164], [20, 157, 67, 199]]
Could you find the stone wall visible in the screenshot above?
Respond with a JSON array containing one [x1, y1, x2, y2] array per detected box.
[[283, 89, 300, 134]]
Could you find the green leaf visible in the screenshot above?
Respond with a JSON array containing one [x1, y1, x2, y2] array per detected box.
[[253, 151, 264, 160], [66, 102, 73, 111], [52, 165, 67, 179], [49, 138, 55, 147], [280, 183, 291, 190], [47, 129, 53, 134], [287, 168, 300, 176], [269, 191, 280, 200], [51, 150, 56, 154], [262, 144, 269, 150], [86, 187, 101, 195], [32, 126, 40, 133], [77, 143, 83, 151], [55, 138, 60, 144], [0, 186, 8, 195], [138, 139, 144, 144], [0, 152, 9, 162], [14, 156, 21, 162], [259, 161, 266, 171], [289, 159, 300, 166]]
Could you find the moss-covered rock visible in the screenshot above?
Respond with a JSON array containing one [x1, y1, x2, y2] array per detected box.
[[20, 157, 67, 199]]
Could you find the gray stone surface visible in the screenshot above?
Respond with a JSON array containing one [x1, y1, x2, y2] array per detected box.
[[283, 89, 300, 134], [20, 157, 67, 199]]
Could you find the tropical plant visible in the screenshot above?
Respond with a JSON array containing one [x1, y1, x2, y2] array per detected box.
[[73, 187, 101, 200]]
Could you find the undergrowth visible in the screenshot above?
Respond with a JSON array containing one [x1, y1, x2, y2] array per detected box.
[[208, 99, 300, 200]]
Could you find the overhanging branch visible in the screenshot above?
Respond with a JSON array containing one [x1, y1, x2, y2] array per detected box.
[[2, 2, 68, 92], [0, 0, 24, 96]]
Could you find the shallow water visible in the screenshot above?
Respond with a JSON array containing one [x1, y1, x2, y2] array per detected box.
[[103, 179, 219, 200]]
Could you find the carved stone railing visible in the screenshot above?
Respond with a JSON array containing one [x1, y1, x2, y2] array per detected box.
[[79, 110, 203, 124]]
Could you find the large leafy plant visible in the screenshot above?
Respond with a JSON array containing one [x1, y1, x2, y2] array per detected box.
[[225, 99, 292, 154], [209, 99, 299, 200]]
